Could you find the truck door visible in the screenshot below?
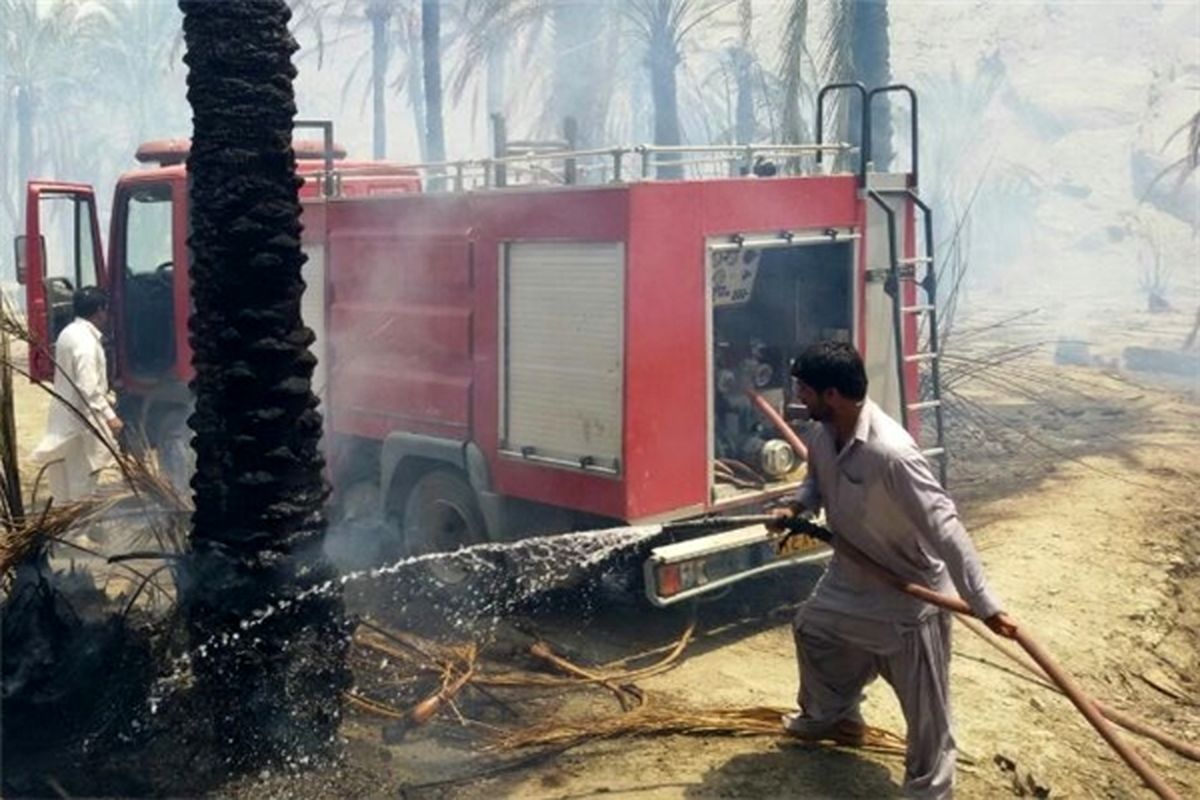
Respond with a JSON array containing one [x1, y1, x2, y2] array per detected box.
[[14, 184, 106, 381]]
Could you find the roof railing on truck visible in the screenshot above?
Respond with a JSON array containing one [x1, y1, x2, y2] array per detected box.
[[295, 80, 922, 196], [311, 141, 857, 195]]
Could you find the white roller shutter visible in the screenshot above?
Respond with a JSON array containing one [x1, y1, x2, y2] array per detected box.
[[501, 242, 624, 474]]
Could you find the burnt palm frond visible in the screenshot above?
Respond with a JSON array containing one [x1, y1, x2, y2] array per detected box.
[[0, 293, 24, 524]]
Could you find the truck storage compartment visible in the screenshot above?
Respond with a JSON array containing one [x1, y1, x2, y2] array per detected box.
[[709, 236, 854, 502]]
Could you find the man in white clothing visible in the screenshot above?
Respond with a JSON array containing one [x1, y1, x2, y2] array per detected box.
[[30, 287, 124, 504], [770, 341, 1017, 799]]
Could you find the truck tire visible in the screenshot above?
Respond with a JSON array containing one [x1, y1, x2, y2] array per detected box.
[[402, 469, 488, 585]]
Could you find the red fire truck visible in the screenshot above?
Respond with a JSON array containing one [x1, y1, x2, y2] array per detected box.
[[14, 84, 945, 606]]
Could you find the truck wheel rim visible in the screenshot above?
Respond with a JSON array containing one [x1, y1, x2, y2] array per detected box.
[[413, 499, 474, 585]]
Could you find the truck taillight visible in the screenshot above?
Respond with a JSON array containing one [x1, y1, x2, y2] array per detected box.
[[644, 523, 831, 607], [656, 563, 682, 598]]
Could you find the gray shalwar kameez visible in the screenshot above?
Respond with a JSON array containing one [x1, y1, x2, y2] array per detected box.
[[791, 399, 1002, 799]]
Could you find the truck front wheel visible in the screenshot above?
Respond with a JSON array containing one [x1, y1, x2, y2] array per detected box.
[[402, 469, 488, 585]]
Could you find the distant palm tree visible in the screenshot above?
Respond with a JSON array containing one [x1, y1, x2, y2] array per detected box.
[[0, 0, 105, 245], [291, 0, 401, 159], [820, 0, 892, 170], [422, 0, 446, 163], [89, 0, 189, 144], [624, 0, 731, 178], [732, 0, 753, 144], [365, 0, 392, 158], [777, 0, 810, 146], [292, 0, 452, 163], [179, 0, 349, 767]]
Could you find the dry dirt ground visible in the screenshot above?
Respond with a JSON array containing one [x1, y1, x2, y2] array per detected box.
[[10, 300, 1200, 799]]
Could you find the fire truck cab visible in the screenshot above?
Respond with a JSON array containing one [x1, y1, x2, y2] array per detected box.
[[14, 84, 946, 606]]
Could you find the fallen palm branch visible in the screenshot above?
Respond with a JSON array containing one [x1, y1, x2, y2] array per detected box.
[[409, 642, 479, 727], [489, 704, 907, 757], [0, 497, 105, 577], [1, 454, 188, 606], [530, 639, 645, 711], [348, 617, 701, 747], [347, 617, 911, 766], [524, 617, 696, 710], [351, 621, 490, 734]]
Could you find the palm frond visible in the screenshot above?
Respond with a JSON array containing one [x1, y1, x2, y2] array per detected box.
[[447, 0, 553, 105], [777, 0, 809, 144], [816, 0, 855, 144], [1141, 109, 1200, 201]]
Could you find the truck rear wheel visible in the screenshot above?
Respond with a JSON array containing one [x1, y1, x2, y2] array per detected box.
[[402, 469, 488, 585]]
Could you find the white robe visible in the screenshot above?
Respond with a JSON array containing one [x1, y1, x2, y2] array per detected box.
[[30, 317, 118, 503]]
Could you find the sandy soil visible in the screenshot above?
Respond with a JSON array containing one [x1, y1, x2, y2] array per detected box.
[[197, 300, 1200, 800], [9, 299, 1199, 800]]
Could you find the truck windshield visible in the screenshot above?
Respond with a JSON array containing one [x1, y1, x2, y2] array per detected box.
[[125, 185, 173, 275], [121, 183, 176, 375]]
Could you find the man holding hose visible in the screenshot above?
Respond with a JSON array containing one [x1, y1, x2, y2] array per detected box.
[[770, 340, 1017, 799]]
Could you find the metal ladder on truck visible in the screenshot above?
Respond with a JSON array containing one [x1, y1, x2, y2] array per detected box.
[[817, 83, 949, 486]]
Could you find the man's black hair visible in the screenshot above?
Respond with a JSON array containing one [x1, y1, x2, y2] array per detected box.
[[73, 287, 108, 320], [791, 340, 868, 401]]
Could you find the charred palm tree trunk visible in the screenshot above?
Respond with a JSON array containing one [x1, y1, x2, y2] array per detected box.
[[178, 0, 348, 767]]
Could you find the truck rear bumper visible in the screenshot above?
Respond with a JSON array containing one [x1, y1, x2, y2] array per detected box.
[[643, 523, 830, 606]]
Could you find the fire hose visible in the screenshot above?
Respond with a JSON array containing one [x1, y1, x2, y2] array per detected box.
[[662, 514, 1186, 800], [746, 389, 808, 463]]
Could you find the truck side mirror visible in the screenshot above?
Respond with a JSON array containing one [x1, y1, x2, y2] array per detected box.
[[13, 234, 44, 286]]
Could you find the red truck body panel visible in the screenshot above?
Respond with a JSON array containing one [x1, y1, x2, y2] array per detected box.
[[23, 143, 928, 531], [312, 175, 877, 523]]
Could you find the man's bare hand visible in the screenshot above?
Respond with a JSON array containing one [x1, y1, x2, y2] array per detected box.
[[106, 418, 124, 435], [984, 611, 1018, 639]]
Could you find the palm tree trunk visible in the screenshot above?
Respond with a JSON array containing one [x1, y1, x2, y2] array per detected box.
[[486, 38, 506, 118], [421, 0, 445, 165], [551, 0, 603, 147], [734, 0, 754, 145], [16, 86, 33, 202], [648, 28, 681, 179], [851, 0, 892, 170], [366, 1, 391, 160], [178, 0, 348, 767], [403, 20, 428, 162], [779, 0, 808, 146]]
